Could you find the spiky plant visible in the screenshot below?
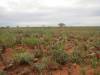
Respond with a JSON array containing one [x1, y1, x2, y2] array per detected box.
[[13, 50, 33, 64], [51, 49, 68, 65]]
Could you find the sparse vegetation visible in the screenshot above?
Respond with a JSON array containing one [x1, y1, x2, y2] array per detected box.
[[0, 27, 100, 75]]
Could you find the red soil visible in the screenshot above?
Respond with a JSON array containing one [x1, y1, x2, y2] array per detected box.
[[0, 62, 5, 70], [86, 66, 94, 75], [70, 64, 81, 75], [64, 42, 75, 54], [52, 66, 68, 75], [0, 46, 99, 75]]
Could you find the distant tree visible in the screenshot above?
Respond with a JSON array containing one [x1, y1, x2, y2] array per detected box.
[[16, 25, 20, 28], [6, 26, 10, 28], [58, 23, 66, 27], [0, 26, 5, 29]]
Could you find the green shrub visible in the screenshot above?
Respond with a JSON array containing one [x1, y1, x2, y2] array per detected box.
[[51, 49, 68, 65], [71, 50, 84, 64], [22, 37, 39, 47], [52, 43, 64, 50], [13, 51, 33, 64], [34, 63, 47, 73], [91, 56, 99, 68], [0, 34, 16, 48], [33, 57, 49, 74]]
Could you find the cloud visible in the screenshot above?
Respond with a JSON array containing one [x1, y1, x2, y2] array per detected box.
[[0, 0, 100, 27]]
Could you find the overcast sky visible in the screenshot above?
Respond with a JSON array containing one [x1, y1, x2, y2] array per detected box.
[[0, 0, 100, 27]]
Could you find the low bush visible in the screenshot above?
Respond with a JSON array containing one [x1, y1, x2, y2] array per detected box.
[[51, 49, 68, 65], [34, 63, 46, 72], [22, 37, 39, 47], [13, 51, 33, 64], [71, 50, 84, 64], [52, 43, 64, 50], [0, 33, 16, 49]]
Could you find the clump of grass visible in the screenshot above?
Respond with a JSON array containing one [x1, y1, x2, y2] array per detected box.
[[91, 56, 99, 68], [51, 49, 68, 65], [13, 49, 33, 64], [22, 37, 39, 47], [70, 50, 84, 64], [34, 63, 47, 72], [33, 57, 49, 75], [0, 33, 16, 51]]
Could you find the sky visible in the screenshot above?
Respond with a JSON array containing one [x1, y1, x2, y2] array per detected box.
[[0, 0, 100, 27]]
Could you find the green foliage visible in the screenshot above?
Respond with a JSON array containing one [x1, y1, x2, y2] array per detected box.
[[0, 33, 16, 48], [13, 51, 33, 64], [52, 42, 64, 50], [34, 57, 49, 72], [34, 63, 47, 72], [51, 49, 68, 65], [91, 56, 99, 68], [94, 40, 100, 48], [71, 50, 84, 64], [22, 37, 39, 46]]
